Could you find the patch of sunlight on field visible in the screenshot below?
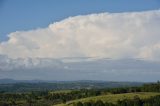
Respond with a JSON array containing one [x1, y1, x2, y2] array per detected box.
[[55, 92, 160, 106]]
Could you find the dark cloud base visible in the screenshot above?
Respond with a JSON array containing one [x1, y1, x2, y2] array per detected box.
[[0, 55, 160, 82]]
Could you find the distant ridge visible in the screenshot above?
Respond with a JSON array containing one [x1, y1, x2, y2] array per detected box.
[[0, 78, 48, 84], [0, 78, 146, 84], [0, 79, 147, 92]]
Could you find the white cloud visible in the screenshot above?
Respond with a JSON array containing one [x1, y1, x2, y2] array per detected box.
[[0, 10, 160, 60]]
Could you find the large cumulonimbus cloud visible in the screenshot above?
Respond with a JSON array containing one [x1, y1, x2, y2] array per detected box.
[[0, 10, 160, 60]]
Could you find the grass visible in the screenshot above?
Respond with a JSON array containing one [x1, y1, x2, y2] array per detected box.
[[55, 92, 160, 106]]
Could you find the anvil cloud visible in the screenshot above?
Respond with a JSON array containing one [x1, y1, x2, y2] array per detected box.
[[0, 10, 160, 60]]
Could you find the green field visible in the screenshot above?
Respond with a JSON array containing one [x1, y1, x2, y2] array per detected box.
[[55, 92, 160, 106]]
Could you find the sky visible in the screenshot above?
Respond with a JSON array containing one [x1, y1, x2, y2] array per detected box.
[[0, 0, 160, 81], [0, 0, 160, 41]]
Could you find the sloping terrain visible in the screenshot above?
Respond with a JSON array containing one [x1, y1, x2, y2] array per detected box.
[[55, 92, 160, 106]]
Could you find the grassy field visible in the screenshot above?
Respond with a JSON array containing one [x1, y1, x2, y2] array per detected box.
[[55, 92, 160, 106]]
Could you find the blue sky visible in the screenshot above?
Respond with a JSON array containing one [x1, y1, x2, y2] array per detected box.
[[0, 0, 160, 41]]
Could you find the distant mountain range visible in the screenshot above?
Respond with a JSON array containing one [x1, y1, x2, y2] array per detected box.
[[0, 78, 46, 84], [0, 78, 146, 84], [0, 79, 147, 92]]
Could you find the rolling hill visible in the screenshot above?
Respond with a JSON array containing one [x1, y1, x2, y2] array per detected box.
[[55, 92, 160, 106]]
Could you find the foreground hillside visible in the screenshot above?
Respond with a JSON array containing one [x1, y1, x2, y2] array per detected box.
[[56, 92, 160, 106]]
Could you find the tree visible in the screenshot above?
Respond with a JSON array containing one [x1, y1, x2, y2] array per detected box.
[[83, 102, 92, 106], [76, 102, 83, 106], [95, 100, 105, 106]]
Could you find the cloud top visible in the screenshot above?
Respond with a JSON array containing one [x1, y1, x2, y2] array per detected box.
[[0, 10, 160, 60]]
